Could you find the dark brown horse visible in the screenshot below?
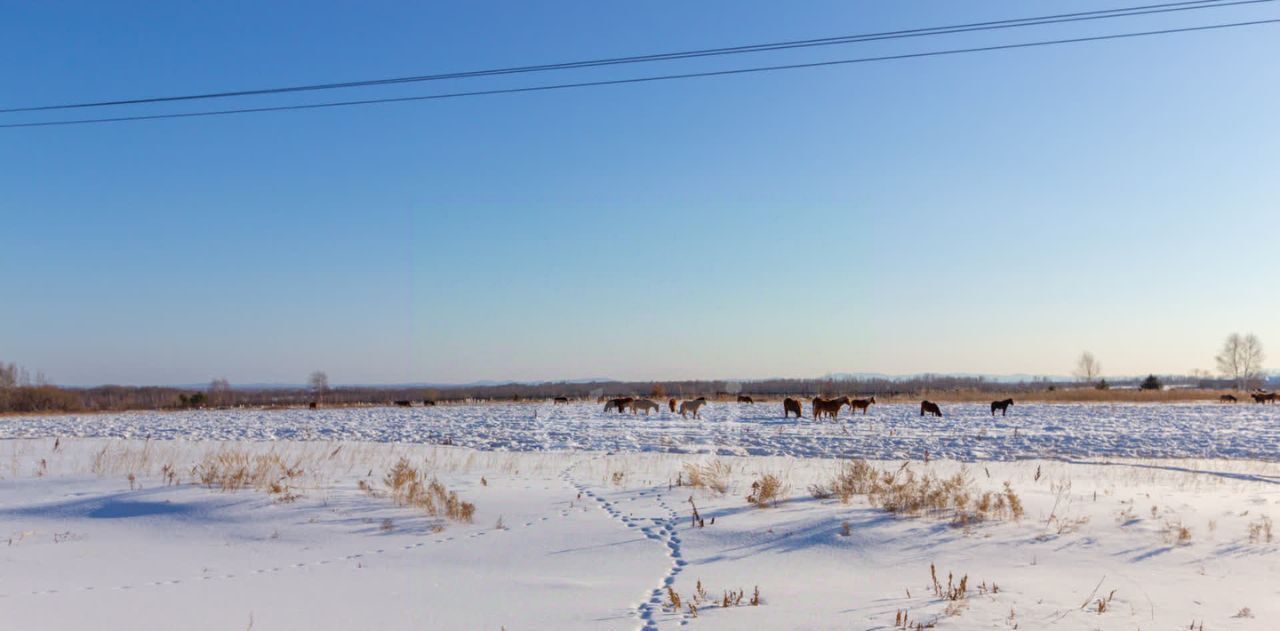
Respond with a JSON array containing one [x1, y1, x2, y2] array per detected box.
[[394, 400, 412, 407], [813, 396, 850, 420], [849, 397, 875, 415], [604, 397, 634, 413], [920, 400, 942, 417], [990, 398, 1013, 416], [668, 398, 677, 412], [1219, 394, 1237, 403], [1253, 392, 1277, 404], [422, 399, 437, 406], [783, 397, 803, 418], [553, 396, 570, 404], [308, 401, 318, 409], [737, 395, 754, 404]]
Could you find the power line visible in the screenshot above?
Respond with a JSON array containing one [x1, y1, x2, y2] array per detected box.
[[3, 18, 1275, 130], [0, 0, 1271, 115]]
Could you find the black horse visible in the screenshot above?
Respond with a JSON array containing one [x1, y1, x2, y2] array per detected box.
[[991, 398, 1014, 416], [920, 400, 942, 417]]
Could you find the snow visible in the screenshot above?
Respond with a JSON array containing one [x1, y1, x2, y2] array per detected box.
[[3, 401, 1278, 461], [2, 403, 1279, 629]]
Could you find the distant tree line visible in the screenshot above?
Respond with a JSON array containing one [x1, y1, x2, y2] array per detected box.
[[0, 333, 1269, 413]]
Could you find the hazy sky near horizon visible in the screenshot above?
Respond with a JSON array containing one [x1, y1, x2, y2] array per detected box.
[[2, 1, 1277, 386]]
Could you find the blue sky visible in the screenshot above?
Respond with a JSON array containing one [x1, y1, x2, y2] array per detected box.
[[1, 1, 1277, 386]]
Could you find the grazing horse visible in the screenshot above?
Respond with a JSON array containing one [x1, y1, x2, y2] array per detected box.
[[737, 395, 754, 404], [630, 399, 660, 415], [604, 397, 634, 413], [991, 398, 1014, 416], [308, 401, 318, 409], [783, 397, 803, 418], [394, 400, 413, 407], [920, 400, 942, 417], [850, 397, 876, 415], [553, 396, 570, 404], [668, 398, 677, 412], [1219, 394, 1237, 403], [813, 396, 850, 420], [679, 397, 707, 419], [422, 399, 437, 406]]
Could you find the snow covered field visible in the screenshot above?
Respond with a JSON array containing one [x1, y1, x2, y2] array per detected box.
[[3, 404, 1279, 630], [3, 401, 1279, 460]]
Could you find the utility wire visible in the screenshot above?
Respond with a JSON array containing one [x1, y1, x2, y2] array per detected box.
[[2, 18, 1275, 129], [0, 0, 1271, 114]]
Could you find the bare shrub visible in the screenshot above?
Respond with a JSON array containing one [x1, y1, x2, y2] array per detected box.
[[821, 459, 1024, 525], [1248, 515, 1274, 544], [746, 473, 787, 508]]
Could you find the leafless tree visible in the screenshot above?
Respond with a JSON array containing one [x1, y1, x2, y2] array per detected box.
[[1216, 333, 1265, 390], [208, 378, 233, 407], [1074, 351, 1101, 383], [309, 371, 330, 404]]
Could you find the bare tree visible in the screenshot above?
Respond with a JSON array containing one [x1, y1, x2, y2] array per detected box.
[[1216, 333, 1265, 390], [1074, 351, 1101, 383], [208, 378, 233, 407], [309, 371, 330, 404]]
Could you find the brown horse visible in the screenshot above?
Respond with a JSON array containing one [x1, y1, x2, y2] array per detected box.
[[920, 400, 942, 417], [737, 395, 754, 404], [630, 399, 660, 415], [553, 396, 570, 404], [1253, 392, 1277, 404], [813, 396, 850, 420], [991, 398, 1013, 416], [783, 397, 803, 418], [668, 398, 677, 412], [604, 397, 634, 413], [308, 401, 318, 409], [1219, 394, 1237, 403], [394, 400, 413, 407], [678, 397, 707, 419], [422, 399, 436, 406], [849, 397, 876, 415]]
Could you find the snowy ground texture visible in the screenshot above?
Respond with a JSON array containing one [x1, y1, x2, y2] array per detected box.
[[3, 401, 1280, 461], [2, 404, 1279, 629]]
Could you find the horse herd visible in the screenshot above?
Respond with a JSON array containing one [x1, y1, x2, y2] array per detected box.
[[593, 395, 1019, 419], [1221, 391, 1278, 404]]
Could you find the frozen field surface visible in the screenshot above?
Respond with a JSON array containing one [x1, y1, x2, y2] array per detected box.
[[2, 438, 1279, 630], [3, 401, 1279, 461]]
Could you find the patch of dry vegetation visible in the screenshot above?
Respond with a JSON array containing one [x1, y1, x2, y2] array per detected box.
[[681, 460, 733, 495], [814, 460, 1024, 525], [746, 473, 787, 508], [193, 450, 304, 502], [383, 457, 476, 523]]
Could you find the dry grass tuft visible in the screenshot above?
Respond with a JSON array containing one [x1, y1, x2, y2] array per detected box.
[[683, 460, 733, 495], [822, 460, 1023, 525], [382, 457, 476, 523], [193, 449, 304, 502], [746, 473, 787, 508], [1248, 515, 1273, 544]]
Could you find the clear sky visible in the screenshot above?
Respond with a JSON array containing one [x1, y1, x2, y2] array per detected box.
[[1, 1, 1277, 386]]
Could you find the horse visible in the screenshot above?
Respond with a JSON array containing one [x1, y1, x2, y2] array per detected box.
[[668, 398, 677, 412], [422, 399, 437, 406], [553, 396, 570, 404], [990, 398, 1013, 416], [1219, 394, 1237, 403], [783, 397, 803, 418], [604, 397, 634, 413], [630, 399, 660, 415], [813, 396, 850, 420], [737, 395, 754, 404], [1254, 392, 1277, 405], [394, 400, 413, 407], [920, 400, 942, 417], [849, 397, 876, 415], [308, 401, 318, 409], [679, 397, 707, 419]]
